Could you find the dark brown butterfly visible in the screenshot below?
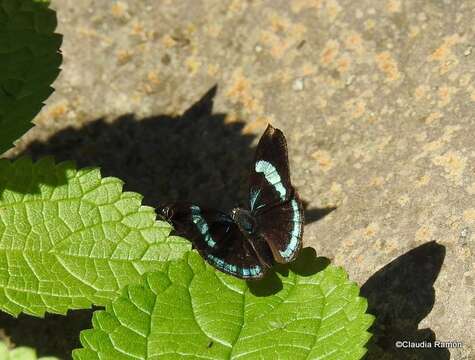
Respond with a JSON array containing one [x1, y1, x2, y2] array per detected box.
[[158, 124, 304, 279]]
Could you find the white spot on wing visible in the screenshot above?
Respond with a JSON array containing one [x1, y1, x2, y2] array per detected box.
[[255, 160, 286, 200]]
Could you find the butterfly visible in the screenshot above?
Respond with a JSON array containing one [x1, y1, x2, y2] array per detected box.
[[158, 124, 304, 279]]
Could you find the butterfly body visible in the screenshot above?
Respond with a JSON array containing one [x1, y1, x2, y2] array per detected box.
[[159, 124, 304, 279], [231, 208, 256, 235]]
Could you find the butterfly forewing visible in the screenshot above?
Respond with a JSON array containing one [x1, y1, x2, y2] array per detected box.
[[249, 125, 293, 213], [248, 125, 304, 264]]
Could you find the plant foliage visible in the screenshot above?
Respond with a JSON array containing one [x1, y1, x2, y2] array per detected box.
[[74, 252, 373, 360], [0, 341, 58, 360], [0, 158, 190, 317], [0, 0, 62, 154]]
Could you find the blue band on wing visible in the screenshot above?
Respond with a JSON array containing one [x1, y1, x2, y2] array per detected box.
[[255, 160, 286, 201], [190, 205, 216, 248], [279, 198, 301, 260], [206, 254, 262, 278]]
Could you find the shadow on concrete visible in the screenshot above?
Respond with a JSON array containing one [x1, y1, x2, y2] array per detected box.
[[17, 85, 253, 211], [15, 85, 326, 220], [362, 241, 449, 360], [302, 200, 336, 225]]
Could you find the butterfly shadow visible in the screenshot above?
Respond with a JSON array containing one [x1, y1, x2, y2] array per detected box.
[[302, 199, 336, 225], [247, 247, 330, 296], [361, 241, 449, 360], [12, 85, 258, 211]]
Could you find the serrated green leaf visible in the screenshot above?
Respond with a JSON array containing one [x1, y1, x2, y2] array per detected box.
[[74, 252, 374, 360], [0, 341, 58, 360], [0, 0, 61, 155], [0, 158, 191, 317]]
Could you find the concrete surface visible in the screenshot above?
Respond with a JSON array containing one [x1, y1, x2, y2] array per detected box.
[[3, 0, 474, 359]]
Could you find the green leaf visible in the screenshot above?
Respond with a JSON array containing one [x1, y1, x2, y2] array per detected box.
[[0, 158, 191, 317], [74, 252, 374, 360], [0, 0, 62, 155], [0, 341, 58, 360]]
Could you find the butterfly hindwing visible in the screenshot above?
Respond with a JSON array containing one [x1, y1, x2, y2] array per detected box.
[[255, 193, 304, 263], [249, 125, 292, 213], [160, 203, 272, 279], [204, 226, 273, 279]]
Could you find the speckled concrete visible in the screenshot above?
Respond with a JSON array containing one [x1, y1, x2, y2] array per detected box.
[[3, 1, 474, 359]]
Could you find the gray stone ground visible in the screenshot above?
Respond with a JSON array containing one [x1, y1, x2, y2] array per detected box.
[[2, 0, 474, 359]]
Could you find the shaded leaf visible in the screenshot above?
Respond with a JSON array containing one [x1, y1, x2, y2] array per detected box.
[[0, 0, 62, 154]]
